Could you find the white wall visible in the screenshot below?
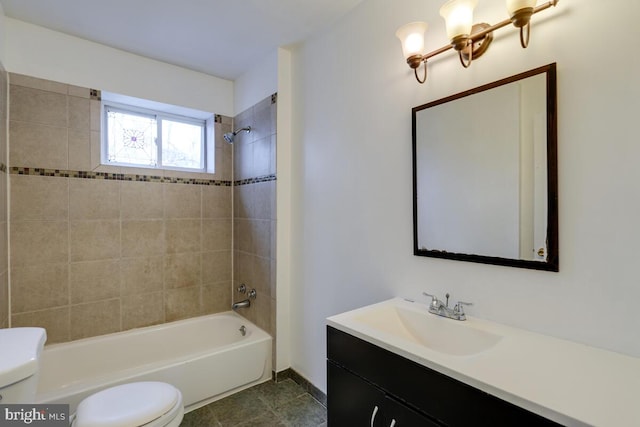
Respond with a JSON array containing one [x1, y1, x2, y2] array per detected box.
[[4, 18, 234, 116], [289, 0, 640, 392], [234, 50, 278, 115]]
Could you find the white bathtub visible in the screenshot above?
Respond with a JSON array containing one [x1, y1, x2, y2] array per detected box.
[[35, 312, 272, 413]]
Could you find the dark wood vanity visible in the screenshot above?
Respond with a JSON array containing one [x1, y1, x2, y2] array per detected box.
[[327, 326, 562, 426]]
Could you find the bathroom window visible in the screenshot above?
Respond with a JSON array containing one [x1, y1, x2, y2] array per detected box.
[[103, 98, 212, 173]]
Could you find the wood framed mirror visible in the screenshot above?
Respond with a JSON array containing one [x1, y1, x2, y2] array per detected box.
[[412, 63, 558, 271]]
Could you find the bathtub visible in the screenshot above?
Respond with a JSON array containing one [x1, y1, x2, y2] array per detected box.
[[35, 312, 272, 413]]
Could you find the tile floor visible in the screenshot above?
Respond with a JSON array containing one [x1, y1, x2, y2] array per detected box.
[[180, 379, 327, 427]]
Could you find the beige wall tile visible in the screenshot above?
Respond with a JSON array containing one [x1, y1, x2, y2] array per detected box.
[[202, 185, 231, 219], [70, 299, 120, 340], [165, 219, 201, 253], [201, 282, 231, 314], [165, 287, 200, 322], [10, 121, 68, 169], [253, 181, 274, 220], [253, 294, 272, 336], [68, 96, 90, 131], [90, 130, 101, 169], [164, 253, 201, 289], [0, 174, 5, 222], [203, 219, 231, 252], [120, 256, 163, 295], [122, 292, 164, 330], [233, 219, 252, 253], [69, 179, 120, 220], [0, 222, 6, 274], [233, 251, 254, 288], [67, 85, 90, 99], [234, 142, 253, 181], [11, 221, 68, 267], [10, 85, 68, 126], [252, 255, 271, 298], [201, 251, 231, 285], [0, 271, 7, 328], [216, 147, 232, 181], [121, 181, 163, 219], [164, 184, 201, 219], [10, 175, 68, 221], [9, 73, 68, 94], [5, 72, 249, 343], [269, 134, 277, 176], [121, 220, 164, 257], [69, 220, 120, 262], [90, 100, 101, 132], [233, 185, 251, 219], [252, 219, 271, 258], [12, 307, 70, 344], [253, 137, 271, 178], [70, 260, 120, 304], [68, 129, 92, 171], [11, 263, 69, 312]]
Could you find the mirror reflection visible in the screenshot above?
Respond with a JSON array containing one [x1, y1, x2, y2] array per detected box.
[[412, 64, 558, 271]]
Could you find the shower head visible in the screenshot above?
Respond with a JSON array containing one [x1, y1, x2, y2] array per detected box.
[[223, 126, 251, 144]]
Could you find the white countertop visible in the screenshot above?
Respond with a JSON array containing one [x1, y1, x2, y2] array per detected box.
[[327, 298, 640, 427]]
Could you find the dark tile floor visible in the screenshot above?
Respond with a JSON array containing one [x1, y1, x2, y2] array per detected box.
[[180, 379, 327, 427]]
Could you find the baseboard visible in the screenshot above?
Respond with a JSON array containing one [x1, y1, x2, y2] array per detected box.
[[273, 368, 327, 407]]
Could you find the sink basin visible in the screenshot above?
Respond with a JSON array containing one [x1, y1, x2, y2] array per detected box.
[[351, 301, 502, 356]]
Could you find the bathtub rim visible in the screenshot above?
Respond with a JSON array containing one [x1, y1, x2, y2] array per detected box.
[[42, 310, 270, 351]]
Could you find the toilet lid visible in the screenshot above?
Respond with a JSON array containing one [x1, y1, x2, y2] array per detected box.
[[74, 382, 180, 427]]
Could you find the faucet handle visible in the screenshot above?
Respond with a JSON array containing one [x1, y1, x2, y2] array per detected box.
[[422, 292, 435, 299], [422, 292, 441, 310], [454, 301, 473, 314], [422, 292, 438, 303]]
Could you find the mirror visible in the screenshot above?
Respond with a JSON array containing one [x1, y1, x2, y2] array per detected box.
[[412, 63, 558, 271]]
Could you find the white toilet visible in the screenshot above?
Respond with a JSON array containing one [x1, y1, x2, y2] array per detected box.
[[0, 327, 184, 427]]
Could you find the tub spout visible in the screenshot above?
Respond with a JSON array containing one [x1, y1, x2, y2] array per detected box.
[[232, 299, 251, 310]]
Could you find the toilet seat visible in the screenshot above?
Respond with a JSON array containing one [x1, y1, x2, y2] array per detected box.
[[72, 382, 184, 427]]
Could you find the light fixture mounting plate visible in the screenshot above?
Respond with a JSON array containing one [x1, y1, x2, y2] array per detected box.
[[462, 23, 493, 61]]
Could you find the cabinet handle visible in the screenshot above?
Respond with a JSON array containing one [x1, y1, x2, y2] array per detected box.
[[389, 420, 397, 427], [370, 405, 379, 427]]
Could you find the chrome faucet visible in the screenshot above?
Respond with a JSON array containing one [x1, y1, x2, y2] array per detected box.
[[232, 286, 257, 311], [423, 292, 472, 321]]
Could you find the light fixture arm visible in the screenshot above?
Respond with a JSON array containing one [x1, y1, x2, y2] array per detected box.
[[459, 43, 472, 68], [414, 61, 428, 84], [520, 21, 531, 48], [408, 0, 559, 83]]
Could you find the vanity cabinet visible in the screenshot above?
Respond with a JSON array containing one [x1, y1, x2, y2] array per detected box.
[[328, 361, 438, 426], [327, 326, 562, 426]]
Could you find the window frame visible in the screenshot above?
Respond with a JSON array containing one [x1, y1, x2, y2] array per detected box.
[[102, 102, 207, 173]]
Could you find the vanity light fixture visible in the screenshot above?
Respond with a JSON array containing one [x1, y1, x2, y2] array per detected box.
[[396, 0, 559, 83]]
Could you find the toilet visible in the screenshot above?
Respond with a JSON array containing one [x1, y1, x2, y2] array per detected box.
[[0, 327, 184, 427]]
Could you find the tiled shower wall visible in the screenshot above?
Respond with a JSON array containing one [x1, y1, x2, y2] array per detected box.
[[0, 65, 8, 329], [8, 73, 234, 343], [233, 94, 277, 341]]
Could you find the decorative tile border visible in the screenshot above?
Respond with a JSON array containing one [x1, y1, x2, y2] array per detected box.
[[234, 174, 277, 186], [90, 89, 101, 101], [10, 167, 232, 186]]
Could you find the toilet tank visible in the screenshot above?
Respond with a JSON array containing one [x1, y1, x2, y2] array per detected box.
[[0, 327, 47, 403]]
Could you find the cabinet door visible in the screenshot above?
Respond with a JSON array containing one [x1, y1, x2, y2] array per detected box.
[[328, 361, 386, 426], [383, 395, 441, 427], [328, 362, 442, 427]]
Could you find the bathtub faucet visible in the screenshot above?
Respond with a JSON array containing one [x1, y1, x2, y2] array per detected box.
[[232, 299, 251, 310], [232, 288, 257, 310]]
